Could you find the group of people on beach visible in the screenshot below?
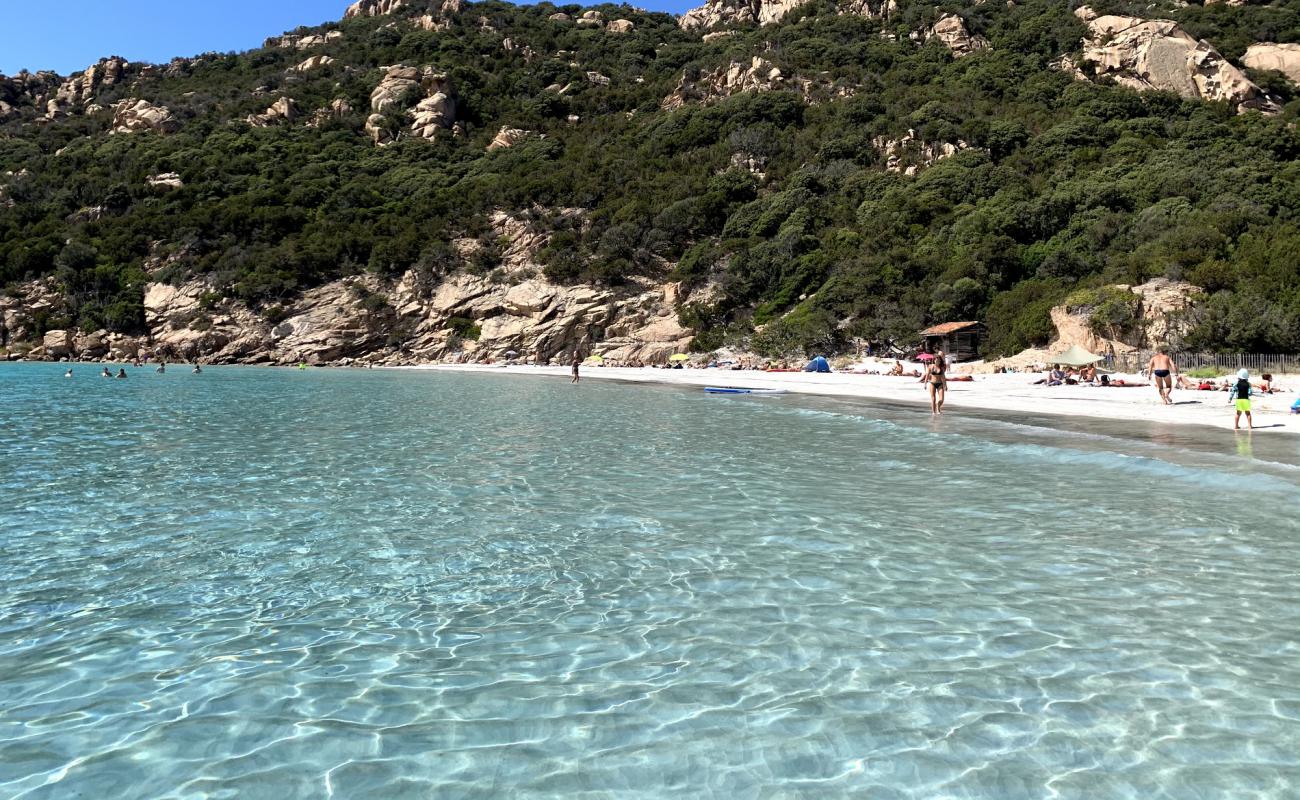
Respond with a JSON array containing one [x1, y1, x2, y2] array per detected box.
[[1146, 349, 1288, 430]]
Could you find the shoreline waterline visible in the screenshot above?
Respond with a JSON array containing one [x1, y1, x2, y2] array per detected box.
[[400, 363, 1300, 440]]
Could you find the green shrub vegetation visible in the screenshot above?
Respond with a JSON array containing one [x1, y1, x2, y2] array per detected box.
[[1, 0, 1299, 356]]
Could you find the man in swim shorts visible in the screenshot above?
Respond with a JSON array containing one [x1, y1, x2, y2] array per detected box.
[[1232, 368, 1253, 430], [1146, 347, 1177, 405]]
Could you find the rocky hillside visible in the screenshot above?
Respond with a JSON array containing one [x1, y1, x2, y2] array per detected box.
[[2, 0, 1300, 364]]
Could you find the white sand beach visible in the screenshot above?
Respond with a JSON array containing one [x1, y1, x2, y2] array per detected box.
[[408, 362, 1300, 435]]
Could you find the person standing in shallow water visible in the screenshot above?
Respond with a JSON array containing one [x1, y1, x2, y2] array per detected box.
[[1232, 368, 1254, 430], [920, 350, 947, 415], [571, 356, 581, 384], [1146, 347, 1177, 405]]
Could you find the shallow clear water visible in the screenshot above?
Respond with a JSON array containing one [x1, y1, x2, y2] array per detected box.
[[2, 363, 1298, 799]]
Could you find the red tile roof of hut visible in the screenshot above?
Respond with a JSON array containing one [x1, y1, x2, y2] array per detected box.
[[919, 321, 982, 336]]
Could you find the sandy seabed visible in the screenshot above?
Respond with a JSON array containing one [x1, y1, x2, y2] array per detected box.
[[402, 362, 1299, 437]]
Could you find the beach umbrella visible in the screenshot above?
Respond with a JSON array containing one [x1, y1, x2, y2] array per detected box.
[[916, 353, 936, 361], [669, 354, 690, 362], [1052, 344, 1104, 367]]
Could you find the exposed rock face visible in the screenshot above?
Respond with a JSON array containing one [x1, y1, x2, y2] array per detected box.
[[267, 31, 342, 49], [109, 99, 179, 134], [42, 330, 73, 359], [872, 129, 972, 175], [368, 66, 455, 143], [292, 55, 336, 73], [247, 97, 299, 127], [680, 0, 895, 30], [680, 0, 806, 31], [371, 65, 422, 112], [661, 57, 846, 110], [1242, 43, 1300, 84], [53, 57, 128, 110], [366, 113, 393, 146], [577, 10, 604, 27], [927, 14, 988, 57], [1077, 13, 1277, 113], [1, 278, 65, 352], [3, 208, 701, 365], [410, 74, 455, 139], [345, 0, 407, 18], [607, 19, 635, 33], [147, 172, 184, 190], [662, 57, 786, 110], [1049, 278, 1205, 354], [346, 0, 460, 19], [840, 0, 896, 18], [307, 98, 353, 127], [488, 126, 531, 150], [0, 70, 61, 119]]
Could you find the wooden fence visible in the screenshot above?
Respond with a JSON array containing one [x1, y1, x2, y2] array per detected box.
[[1115, 351, 1300, 374]]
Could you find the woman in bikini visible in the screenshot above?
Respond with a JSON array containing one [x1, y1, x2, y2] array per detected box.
[[920, 350, 947, 415]]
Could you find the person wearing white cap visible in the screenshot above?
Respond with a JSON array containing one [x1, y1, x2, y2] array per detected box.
[[1232, 368, 1253, 430]]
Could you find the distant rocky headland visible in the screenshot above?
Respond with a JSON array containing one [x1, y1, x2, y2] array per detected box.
[[2, 0, 1298, 365]]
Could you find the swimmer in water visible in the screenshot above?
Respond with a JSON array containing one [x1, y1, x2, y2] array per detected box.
[[65, 368, 73, 378], [156, 362, 166, 373], [102, 366, 112, 378], [116, 368, 127, 379], [192, 363, 202, 374]]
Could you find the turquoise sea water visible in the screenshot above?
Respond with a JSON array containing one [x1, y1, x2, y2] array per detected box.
[[2, 363, 1299, 799]]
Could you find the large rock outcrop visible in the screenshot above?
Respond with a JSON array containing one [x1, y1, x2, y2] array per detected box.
[[3, 208, 697, 366], [926, 14, 988, 58], [488, 126, 532, 150], [873, 129, 972, 175], [680, 0, 806, 30], [345, 0, 460, 19], [110, 99, 179, 134], [266, 31, 342, 49], [1048, 279, 1205, 355], [345, 0, 407, 18], [308, 98, 353, 127], [53, 57, 128, 109], [1242, 43, 1300, 84], [367, 65, 455, 144], [292, 55, 336, 73], [1076, 11, 1278, 113], [247, 97, 299, 127], [663, 57, 782, 109], [680, 0, 895, 30]]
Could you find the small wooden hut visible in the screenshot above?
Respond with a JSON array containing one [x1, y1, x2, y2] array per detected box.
[[919, 321, 985, 362]]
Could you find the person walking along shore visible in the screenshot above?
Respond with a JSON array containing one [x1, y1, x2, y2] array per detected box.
[[1146, 347, 1177, 405], [920, 350, 948, 415]]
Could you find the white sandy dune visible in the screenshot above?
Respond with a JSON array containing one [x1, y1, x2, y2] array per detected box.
[[406, 362, 1299, 436]]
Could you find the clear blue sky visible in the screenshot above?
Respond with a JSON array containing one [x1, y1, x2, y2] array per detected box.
[[0, 0, 693, 76]]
